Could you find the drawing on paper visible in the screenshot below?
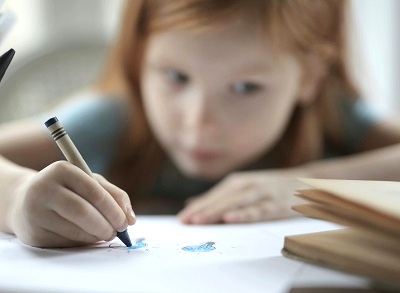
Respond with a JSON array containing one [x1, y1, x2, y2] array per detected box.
[[182, 242, 216, 252], [109, 238, 147, 249]]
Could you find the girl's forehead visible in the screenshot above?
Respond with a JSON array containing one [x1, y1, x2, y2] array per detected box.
[[146, 23, 284, 66], [145, 26, 297, 78]]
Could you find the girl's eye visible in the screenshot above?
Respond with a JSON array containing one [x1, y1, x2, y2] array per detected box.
[[165, 69, 189, 84], [230, 82, 262, 95]]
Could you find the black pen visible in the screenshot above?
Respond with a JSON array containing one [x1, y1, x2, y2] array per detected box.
[[0, 48, 15, 83], [44, 116, 132, 247]]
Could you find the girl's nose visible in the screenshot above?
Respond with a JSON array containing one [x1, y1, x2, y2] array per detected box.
[[183, 90, 219, 135]]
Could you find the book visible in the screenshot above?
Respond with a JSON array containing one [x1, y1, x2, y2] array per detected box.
[[282, 178, 400, 290]]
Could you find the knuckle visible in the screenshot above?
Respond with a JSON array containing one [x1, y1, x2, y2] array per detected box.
[[94, 173, 106, 181], [117, 189, 131, 207], [48, 160, 71, 174], [119, 190, 130, 203], [92, 188, 108, 206]]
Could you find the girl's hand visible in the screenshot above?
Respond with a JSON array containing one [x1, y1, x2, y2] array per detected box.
[[178, 169, 308, 224], [9, 161, 135, 248]]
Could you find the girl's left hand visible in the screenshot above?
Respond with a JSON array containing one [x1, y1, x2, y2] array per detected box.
[[178, 169, 309, 224]]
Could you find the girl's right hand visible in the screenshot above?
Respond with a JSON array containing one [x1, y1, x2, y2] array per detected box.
[[9, 161, 135, 248]]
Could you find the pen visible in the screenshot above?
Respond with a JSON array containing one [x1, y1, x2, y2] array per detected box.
[[44, 116, 132, 247], [0, 48, 15, 83]]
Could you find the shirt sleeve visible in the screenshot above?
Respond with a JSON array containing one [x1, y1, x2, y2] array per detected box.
[[43, 92, 127, 175]]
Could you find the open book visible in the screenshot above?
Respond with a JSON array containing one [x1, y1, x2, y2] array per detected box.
[[282, 178, 400, 290]]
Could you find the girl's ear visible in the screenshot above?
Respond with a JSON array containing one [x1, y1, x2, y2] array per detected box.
[[297, 48, 335, 105]]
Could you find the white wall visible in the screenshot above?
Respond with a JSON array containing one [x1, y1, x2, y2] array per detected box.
[[0, 0, 123, 63], [0, 0, 124, 122], [350, 0, 399, 113]]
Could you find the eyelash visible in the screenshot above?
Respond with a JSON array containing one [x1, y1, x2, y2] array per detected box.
[[164, 69, 189, 85], [230, 82, 263, 95], [161, 68, 264, 96]]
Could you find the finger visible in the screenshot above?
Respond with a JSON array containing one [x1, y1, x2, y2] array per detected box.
[[222, 199, 290, 223], [28, 227, 93, 248], [48, 185, 116, 241], [179, 184, 231, 223], [198, 185, 264, 218], [178, 196, 201, 223], [178, 196, 215, 224], [95, 174, 136, 226], [180, 183, 264, 224], [48, 162, 128, 232], [179, 192, 228, 224], [38, 210, 103, 244]]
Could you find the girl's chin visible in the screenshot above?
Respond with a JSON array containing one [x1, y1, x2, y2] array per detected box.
[[176, 161, 228, 181]]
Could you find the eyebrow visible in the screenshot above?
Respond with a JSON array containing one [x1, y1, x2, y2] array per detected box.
[[147, 54, 278, 78]]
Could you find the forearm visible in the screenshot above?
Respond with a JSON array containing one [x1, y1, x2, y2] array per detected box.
[[0, 155, 35, 233], [303, 143, 400, 181]]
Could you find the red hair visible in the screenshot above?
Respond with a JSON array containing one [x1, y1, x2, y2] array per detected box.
[[95, 0, 358, 194]]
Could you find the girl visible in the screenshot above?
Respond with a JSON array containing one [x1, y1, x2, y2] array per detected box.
[[1, 0, 400, 248]]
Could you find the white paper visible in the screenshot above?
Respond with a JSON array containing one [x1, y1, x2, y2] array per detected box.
[[0, 216, 368, 293]]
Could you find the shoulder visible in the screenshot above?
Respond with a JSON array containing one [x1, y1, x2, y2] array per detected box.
[[57, 90, 127, 124], [45, 90, 129, 174], [337, 96, 382, 150], [54, 91, 128, 144]]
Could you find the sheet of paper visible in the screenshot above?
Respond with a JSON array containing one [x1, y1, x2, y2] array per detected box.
[[0, 216, 366, 293]]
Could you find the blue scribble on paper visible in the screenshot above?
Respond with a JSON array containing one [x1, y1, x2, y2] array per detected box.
[[129, 238, 147, 249], [182, 242, 216, 252], [109, 238, 147, 250]]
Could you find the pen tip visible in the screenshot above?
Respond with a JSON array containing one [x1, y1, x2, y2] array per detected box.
[[117, 230, 132, 247]]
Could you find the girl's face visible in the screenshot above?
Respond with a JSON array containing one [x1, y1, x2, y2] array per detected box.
[[141, 22, 304, 180]]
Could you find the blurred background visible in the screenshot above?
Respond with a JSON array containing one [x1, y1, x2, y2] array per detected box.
[[0, 0, 123, 123], [0, 0, 398, 123]]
